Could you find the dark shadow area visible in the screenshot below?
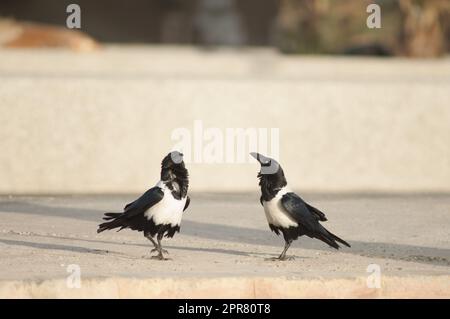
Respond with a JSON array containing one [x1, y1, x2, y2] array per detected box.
[[0, 199, 449, 266], [166, 245, 258, 257], [1, 0, 448, 56], [0, 0, 277, 45], [0, 233, 260, 258], [0, 238, 106, 254]]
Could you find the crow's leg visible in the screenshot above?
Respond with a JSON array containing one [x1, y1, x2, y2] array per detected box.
[[150, 240, 168, 254], [278, 240, 294, 261], [144, 231, 158, 250], [144, 231, 162, 258], [266, 240, 294, 261], [156, 233, 169, 255], [151, 233, 169, 260]]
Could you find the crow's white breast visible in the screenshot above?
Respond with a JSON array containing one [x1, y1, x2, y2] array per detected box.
[[262, 187, 298, 229], [144, 183, 186, 226]]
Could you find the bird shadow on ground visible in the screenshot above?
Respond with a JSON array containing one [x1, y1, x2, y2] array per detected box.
[[0, 234, 297, 261], [0, 200, 449, 266], [0, 238, 106, 255], [0, 238, 157, 260], [0, 232, 266, 258]]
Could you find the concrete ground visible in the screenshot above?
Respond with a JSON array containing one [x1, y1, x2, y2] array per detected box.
[[0, 193, 449, 298]]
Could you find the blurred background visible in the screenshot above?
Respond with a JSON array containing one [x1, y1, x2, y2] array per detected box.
[[0, 0, 449, 194], [1, 0, 449, 56]]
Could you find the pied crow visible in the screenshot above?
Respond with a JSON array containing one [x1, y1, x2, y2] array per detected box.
[[97, 151, 190, 260], [250, 152, 350, 260]]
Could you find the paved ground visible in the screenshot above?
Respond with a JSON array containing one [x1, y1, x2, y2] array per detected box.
[[0, 193, 449, 295]]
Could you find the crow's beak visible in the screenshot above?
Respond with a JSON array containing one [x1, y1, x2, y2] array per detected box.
[[250, 152, 279, 173], [250, 152, 271, 165], [250, 152, 260, 162]]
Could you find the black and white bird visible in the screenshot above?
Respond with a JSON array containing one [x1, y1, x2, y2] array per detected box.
[[250, 152, 350, 261], [97, 151, 190, 260]]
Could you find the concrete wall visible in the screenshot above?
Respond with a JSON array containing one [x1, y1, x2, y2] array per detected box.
[[0, 46, 449, 193]]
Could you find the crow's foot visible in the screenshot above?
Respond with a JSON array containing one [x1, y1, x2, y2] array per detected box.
[[265, 256, 295, 261], [278, 255, 295, 261], [150, 253, 170, 261], [151, 248, 169, 254]]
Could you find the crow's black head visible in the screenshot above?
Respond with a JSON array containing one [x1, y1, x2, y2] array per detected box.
[[161, 151, 185, 169], [250, 152, 287, 201], [161, 151, 189, 198]]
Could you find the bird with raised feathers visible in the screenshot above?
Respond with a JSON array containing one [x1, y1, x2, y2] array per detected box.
[[250, 152, 350, 261], [97, 151, 190, 260]]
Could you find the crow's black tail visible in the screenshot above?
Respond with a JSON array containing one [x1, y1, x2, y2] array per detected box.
[[315, 225, 351, 249], [327, 230, 351, 248], [97, 212, 126, 233]]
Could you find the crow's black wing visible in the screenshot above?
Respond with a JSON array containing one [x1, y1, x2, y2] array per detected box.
[[280, 192, 323, 232], [183, 196, 190, 212], [122, 187, 164, 218], [98, 186, 165, 233], [281, 192, 350, 249], [304, 203, 327, 221], [284, 192, 327, 221]]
